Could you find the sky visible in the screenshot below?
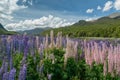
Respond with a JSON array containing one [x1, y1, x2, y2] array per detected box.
[[0, 0, 120, 31]]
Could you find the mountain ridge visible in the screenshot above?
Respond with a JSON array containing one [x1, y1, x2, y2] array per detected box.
[[42, 12, 120, 37], [108, 12, 120, 19], [18, 27, 51, 35], [0, 23, 17, 35]]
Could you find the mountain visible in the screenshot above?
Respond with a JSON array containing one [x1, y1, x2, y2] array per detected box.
[[0, 23, 7, 31], [0, 23, 8, 34], [19, 27, 51, 35], [0, 23, 17, 35], [42, 12, 120, 38], [108, 12, 120, 19]]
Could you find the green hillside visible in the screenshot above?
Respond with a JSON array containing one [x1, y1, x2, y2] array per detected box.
[[42, 15, 120, 38], [0, 23, 17, 35]]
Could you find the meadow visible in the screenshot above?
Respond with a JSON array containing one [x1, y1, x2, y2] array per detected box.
[[0, 31, 120, 80]]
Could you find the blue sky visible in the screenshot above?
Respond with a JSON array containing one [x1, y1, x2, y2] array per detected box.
[[0, 0, 120, 31]]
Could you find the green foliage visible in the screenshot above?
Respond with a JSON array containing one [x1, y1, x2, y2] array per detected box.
[[13, 52, 42, 80], [26, 53, 40, 80], [85, 63, 104, 80], [77, 59, 86, 80], [12, 48, 120, 80], [43, 48, 120, 80], [0, 60, 2, 67], [65, 58, 77, 80], [43, 48, 65, 80], [13, 53, 23, 79], [44, 59, 53, 74]]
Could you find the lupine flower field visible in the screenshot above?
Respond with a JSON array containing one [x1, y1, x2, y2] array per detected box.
[[1, 30, 120, 80]]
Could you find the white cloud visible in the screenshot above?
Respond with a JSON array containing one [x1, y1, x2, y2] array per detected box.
[[0, 0, 27, 22], [103, 1, 113, 12], [86, 9, 94, 13], [97, 6, 101, 10], [28, 0, 33, 5], [0, 14, 13, 20], [114, 0, 120, 10], [5, 15, 75, 31], [85, 16, 99, 21], [22, 0, 33, 5], [22, 0, 27, 3]]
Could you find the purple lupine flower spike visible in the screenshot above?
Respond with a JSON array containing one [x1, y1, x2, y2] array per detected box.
[[23, 36, 29, 57], [6, 42, 11, 63], [0, 59, 5, 75], [18, 64, 27, 80], [2, 72, 9, 80], [9, 68, 16, 80], [4, 62, 8, 73], [39, 43, 44, 60], [10, 57, 13, 70]]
